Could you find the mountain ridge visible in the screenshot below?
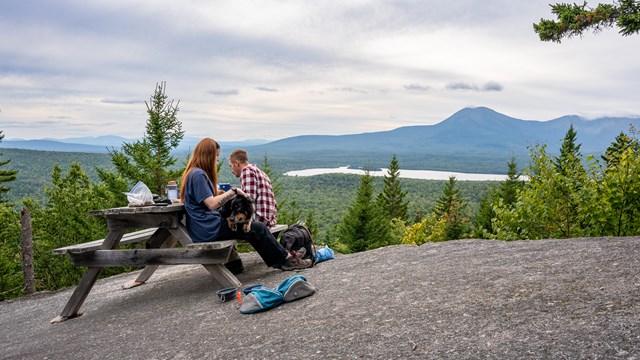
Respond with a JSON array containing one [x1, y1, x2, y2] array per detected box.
[[249, 107, 639, 155], [0, 136, 270, 153], [3, 107, 639, 172]]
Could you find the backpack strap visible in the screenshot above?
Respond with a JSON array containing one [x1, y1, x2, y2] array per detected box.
[[275, 275, 317, 302]]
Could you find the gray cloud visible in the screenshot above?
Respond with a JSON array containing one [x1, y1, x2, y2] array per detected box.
[[207, 89, 239, 96], [404, 83, 431, 92], [255, 86, 280, 92], [446, 82, 479, 91], [330, 87, 368, 94], [446, 82, 504, 92], [482, 81, 504, 91]]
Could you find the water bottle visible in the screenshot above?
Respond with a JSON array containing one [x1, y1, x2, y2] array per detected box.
[[166, 181, 178, 201]]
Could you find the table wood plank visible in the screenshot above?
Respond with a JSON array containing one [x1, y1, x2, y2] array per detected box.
[[89, 204, 185, 216], [125, 235, 179, 288], [53, 228, 158, 254], [185, 240, 238, 249], [68, 247, 234, 267]]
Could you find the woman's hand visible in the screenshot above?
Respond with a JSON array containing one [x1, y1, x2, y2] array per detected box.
[[233, 187, 246, 198], [204, 188, 240, 210]]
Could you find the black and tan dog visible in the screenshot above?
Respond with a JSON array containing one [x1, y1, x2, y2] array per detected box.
[[220, 193, 255, 233]]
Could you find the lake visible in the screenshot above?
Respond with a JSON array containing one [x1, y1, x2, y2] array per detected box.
[[284, 166, 509, 181]]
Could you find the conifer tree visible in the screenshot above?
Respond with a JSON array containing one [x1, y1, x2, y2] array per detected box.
[[99, 82, 184, 196], [534, 1, 640, 42], [0, 131, 18, 203], [260, 153, 285, 212], [434, 176, 462, 218], [434, 176, 470, 240], [555, 124, 583, 177], [474, 157, 524, 238], [305, 210, 319, 240], [473, 193, 495, 237], [602, 130, 640, 169], [555, 125, 586, 237], [497, 157, 524, 206], [260, 154, 276, 188], [337, 172, 390, 252], [377, 154, 409, 221]]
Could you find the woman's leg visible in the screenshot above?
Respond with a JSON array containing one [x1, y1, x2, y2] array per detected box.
[[214, 221, 245, 274]]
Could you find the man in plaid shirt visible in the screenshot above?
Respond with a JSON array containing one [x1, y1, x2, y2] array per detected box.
[[228, 149, 277, 227]]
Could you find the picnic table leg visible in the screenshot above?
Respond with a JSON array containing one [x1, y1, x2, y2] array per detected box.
[[168, 225, 242, 289], [202, 264, 242, 289], [167, 224, 194, 246], [51, 228, 125, 323], [122, 228, 175, 289]]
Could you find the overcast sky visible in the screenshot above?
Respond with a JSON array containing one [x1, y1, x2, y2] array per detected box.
[[1, 0, 639, 141]]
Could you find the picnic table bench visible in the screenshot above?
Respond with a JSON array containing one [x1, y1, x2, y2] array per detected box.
[[51, 204, 286, 323]]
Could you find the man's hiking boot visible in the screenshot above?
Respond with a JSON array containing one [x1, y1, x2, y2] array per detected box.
[[292, 247, 306, 259], [280, 256, 312, 271]]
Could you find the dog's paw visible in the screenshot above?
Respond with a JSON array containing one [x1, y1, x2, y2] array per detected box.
[[242, 219, 252, 233], [227, 218, 237, 232]]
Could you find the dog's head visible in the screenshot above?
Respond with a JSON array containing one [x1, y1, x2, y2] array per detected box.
[[220, 194, 254, 233]]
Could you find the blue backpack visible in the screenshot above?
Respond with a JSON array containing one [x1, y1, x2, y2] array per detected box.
[[239, 275, 316, 314]]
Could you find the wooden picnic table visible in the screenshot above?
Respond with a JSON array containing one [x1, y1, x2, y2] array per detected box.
[[50, 204, 286, 323]]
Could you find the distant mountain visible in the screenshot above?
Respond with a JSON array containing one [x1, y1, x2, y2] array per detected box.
[[46, 135, 132, 147], [233, 107, 640, 173], [177, 137, 270, 153], [250, 107, 639, 156], [0, 136, 270, 154], [0, 139, 111, 153], [3, 107, 638, 173]]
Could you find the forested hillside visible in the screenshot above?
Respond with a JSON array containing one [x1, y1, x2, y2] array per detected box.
[[2, 147, 495, 239], [272, 174, 495, 240], [2, 148, 115, 202]]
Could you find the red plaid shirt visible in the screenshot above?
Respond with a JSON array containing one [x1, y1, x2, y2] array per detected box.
[[241, 164, 277, 227]]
